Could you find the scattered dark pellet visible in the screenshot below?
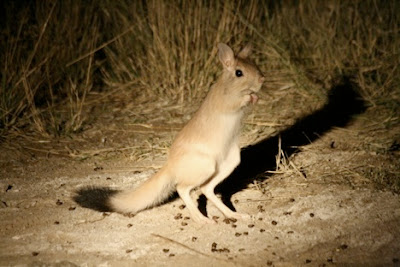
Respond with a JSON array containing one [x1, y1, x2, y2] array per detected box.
[[127, 224, 133, 228], [287, 231, 294, 234], [6, 185, 13, 192], [174, 213, 182, 220], [163, 249, 169, 253], [305, 259, 311, 264], [68, 206, 76, 211], [60, 183, 66, 187], [94, 166, 103, 171], [181, 222, 188, 226], [56, 199, 63, 206], [267, 261, 273, 266], [235, 233, 242, 237], [339, 244, 348, 250], [243, 232, 248, 236], [327, 258, 333, 263], [32, 252, 39, 256], [230, 218, 237, 223], [238, 248, 245, 252], [54, 221, 60, 225], [191, 237, 197, 242], [258, 217, 263, 221], [184, 216, 190, 220], [123, 212, 134, 218], [169, 253, 175, 257], [393, 258, 399, 263], [126, 249, 133, 253], [271, 220, 278, 225], [231, 224, 237, 228], [289, 198, 295, 202], [248, 224, 255, 228], [309, 213, 315, 217], [257, 205, 265, 212], [260, 229, 265, 233], [211, 243, 230, 253], [106, 177, 112, 180], [223, 218, 231, 224], [234, 199, 239, 204], [212, 216, 219, 221], [274, 236, 279, 240], [283, 211, 292, 215], [179, 204, 186, 209]]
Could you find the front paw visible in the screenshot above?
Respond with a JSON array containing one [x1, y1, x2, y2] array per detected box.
[[250, 93, 258, 104], [240, 95, 252, 107]]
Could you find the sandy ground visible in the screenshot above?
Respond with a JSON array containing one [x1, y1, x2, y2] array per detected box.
[[1, 152, 399, 267], [1, 83, 400, 266]]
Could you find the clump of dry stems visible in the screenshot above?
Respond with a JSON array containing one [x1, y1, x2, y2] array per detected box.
[[1, 0, 398, 139]]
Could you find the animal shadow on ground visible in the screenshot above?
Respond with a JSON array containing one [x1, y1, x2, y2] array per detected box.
[[74, 77, 366, 215], [216, 77, 366, 210]]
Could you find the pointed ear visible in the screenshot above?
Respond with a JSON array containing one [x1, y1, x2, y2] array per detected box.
[[218, 43, 236, 70], [237, 44, 252, 59]]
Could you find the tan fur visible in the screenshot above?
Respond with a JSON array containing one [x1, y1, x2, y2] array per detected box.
[[109, 43, 264, 223]]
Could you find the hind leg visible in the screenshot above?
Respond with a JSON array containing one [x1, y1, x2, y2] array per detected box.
[[176, 184, 215, 224], [174, 153, 216, 224], [201, 145, 249, 220]]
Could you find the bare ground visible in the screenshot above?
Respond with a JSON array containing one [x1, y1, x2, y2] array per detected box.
[[1, 83, 400, 266]]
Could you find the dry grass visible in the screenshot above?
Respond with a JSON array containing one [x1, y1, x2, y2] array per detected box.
[[1, 1, 398, 138], [0, 1, 399, 191]]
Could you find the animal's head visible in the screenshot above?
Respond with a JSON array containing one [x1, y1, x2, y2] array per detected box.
[[218, 43, 264, 101]]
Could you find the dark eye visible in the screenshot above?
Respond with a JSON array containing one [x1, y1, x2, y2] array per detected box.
[[235, 69, 243, 77]]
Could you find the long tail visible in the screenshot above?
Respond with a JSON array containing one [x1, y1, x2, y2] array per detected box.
[[109, 168, 175, 215]]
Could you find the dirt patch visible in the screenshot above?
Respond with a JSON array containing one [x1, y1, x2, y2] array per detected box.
[[1, 83, 400, 266], [1, 153, 399, 266]]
